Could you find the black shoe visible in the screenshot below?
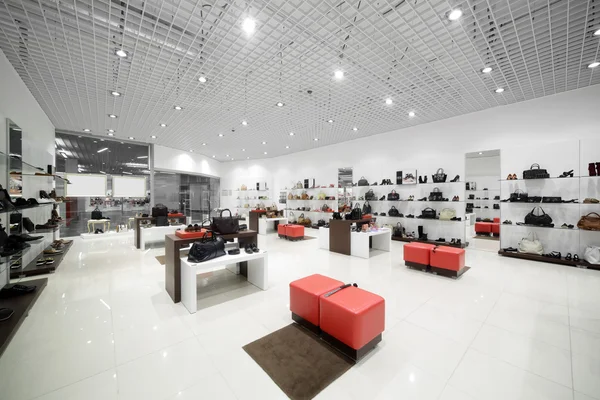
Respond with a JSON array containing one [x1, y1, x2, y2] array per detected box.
[[424, 176, 428, 183], [379, 196, 386, 201], [0, 308, 14, 322], [251, 243, 260, 253], [244, 244, 253, 254], [418, 176, 423, 184], [565, 253, 572, 261], [450, 175, 460, 182], [558, 170, 574, 178], [573, 254, 580, 262], [0, 284, 36, 299]]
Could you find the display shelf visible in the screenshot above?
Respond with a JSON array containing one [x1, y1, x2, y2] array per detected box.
[[287, 199, 337, 202], [416, 181, 463, 185], [287, 187, 337, 191], [579, 260, 600, 271], [233, 189, 270, 192], [0, 278, 48, 357], [500, 201, 581, 206], [372, 215, 464, 223], [500, 177, 580, 182], [391, 236, 467, 248], [466, 189, 500, 192], [366, 199, 465, 204], [502, 223, 579, 231], [10, 241, 73, 279], [497, 250, 580, 267]]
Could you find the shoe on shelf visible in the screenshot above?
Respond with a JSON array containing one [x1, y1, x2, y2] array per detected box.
[[574, 254, 580, 262], [565, 253, 572, 261], [244, 244, 253, 254], [561, 223, 568, 229], [558, 170, 574, 178], [418, 176, 423, 184], [251, 243, 260, 253], [44, 248, 63, 255], [450, 175, 460, 182], [503, 247, 518, 252], [418, 197, 427, 201], [379, 196, 385, 201]]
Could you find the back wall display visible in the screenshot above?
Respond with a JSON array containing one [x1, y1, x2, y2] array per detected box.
[[65, 173, 107, 197]]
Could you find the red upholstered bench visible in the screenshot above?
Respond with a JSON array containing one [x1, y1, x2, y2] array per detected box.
[[278, 223, 288, 239], [491, 223, 500, 236], [289, 274, 344, 333], [403, 242, 436, 271], [493, 217, 500, 223], [286, 224, 305, 241], [320, 286, 385, 361], [430, 246, 466, 278], [475, 222, 492, 235]]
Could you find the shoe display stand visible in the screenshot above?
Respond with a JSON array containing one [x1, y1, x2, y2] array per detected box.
[[0, 277, 47, 357], [328, 218, 372, 256], [10, 237, 73, 278], [464, 174, 501, 231], [232, 189, 271, 213], [498, 139, 600, 270], [133, 215, 187, 249]]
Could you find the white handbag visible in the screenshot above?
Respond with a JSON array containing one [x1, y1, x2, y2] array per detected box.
[[583, 246, 600, 264], [518, 232, 544, 255], [439, 208, 456, 221]]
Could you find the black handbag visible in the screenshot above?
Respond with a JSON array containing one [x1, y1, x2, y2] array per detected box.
[[429, 187, 443, 201], [527, 196, 542, 203], [523, 163, 550, 179], [211, 209, 240, 234], [332, 212, 342, 220], [351, 203, 363, 220], [152, 203, 168, 217], [91, 206, 103, 220], [187, 231, 226, 263], [524, 207, 553, 226], [432, 168, 447, 183], [509, 189, 528, 202], [388, 206, 400, 217], [387, 190, 400, 201], [420, 207, 437, 219], [393, 222, 403, 237], [362, 201, 372, 215], [493, 204, 500, 210], [365, 189, 376, 201], [357, 176, 369, 186], [542, 196, 562, 203]]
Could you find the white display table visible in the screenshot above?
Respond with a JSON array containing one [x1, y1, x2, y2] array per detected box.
[[87, 219, 110, 233], [139, 224, 186, 250], [180, 250, 268, 314], [350, 228, 392, 259], [258, 217, 288, 235], [319, 227, 330, 250]]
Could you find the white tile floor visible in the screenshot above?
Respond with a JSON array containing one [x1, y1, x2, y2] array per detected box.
[[1, 232, 599, 400]]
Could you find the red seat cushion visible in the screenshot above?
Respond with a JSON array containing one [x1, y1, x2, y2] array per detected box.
[[475, 222, 492, 233], [493, 217, 500, 223], [278, 224, 288, 236], [320, 286, 385, 350], [403, 242, 436, 265], [286, 224, 305, 238], [491, 223, 500, 234], [430, 246, 465, 272], [289, 274, 343, 326]]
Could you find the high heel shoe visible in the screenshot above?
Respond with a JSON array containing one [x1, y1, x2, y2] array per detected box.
[[565, 253, 572, 261], [450, 175, 460, 182], [558, 170, 574, 178], [506, 174, 513, 180], [573, 254, 580, 262], [424, 176, 428, 183]]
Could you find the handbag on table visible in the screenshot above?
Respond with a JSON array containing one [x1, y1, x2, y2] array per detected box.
[[387, 190, 400, 201], [420, 207, 437, 219], [211, 209, 240, 234], [524, 207, 553, 226], [523, 163, 549, 179], [362, 201, 372, 215], [577, 213, 600, 231], [351, 203, 363, 220], [187, 231, 226, 263], [518, 232, 544, 255], [91, 206, 103, 220], [439, 208, 456, 221], [432, 168, 447, 183], [357, 176, 369, 186], [388, 206, 400, 217], [365, 189, 376, 201], [510, 189, 528, 202], [429, 187, 443, 201]]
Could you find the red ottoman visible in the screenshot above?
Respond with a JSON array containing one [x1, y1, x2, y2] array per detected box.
[[475, 222, 491, 235], [493, 217, 500, 223], [491, 223, 500, 236], [320, 286, 385, 361], [286, 224, 305, 241], [430, 246, 467, 278], [289, 274, 343, 333], [278, 223, 288, 239], [404, 242, 436, 270]]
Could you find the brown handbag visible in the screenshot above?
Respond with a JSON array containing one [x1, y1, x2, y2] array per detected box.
[[577, 212, 600, 231]]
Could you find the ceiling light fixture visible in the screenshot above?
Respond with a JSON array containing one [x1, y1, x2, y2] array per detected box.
[[242, 148, 246, 151], [276, 102, 284, 107], [107, 129, 115, 133], [115, 49, 128, 58], [202, 143, 206, 146], [128, 136, 134, 140], [594, 29, 600, 36], [97, 148, 108, 153], [242, 17, 256, 34], [108, 114, 118, 118], [327, 119, 334, 123], [495, 87, 505, 93], [111, 91, 121, 96], [174, 106, 183, 110], [408, 111, 416, 117], [385, 98, 393, 105], [218, 133, 224, 137], [262, 141, 267, 145], [264, 152, 267, 155], [334, 70, 344, 80], [481, 67, 493, 74], [479, 152, 483, 155], [137, 156, 148, 159], [226, 154, 229, 157], [285, 146, 290, 149], [447, 9, 463, 21], [190, 150, 194, 153], [352, 127, 358, 131], [151, 135, 157, 139], [198, 76, 207, 83], [123, 172, 132, 175], [83, 128, 91, 132], [588, 62, 600, 68], [107, 132, 114, 137], [247, 157, 250, 160], [212, 155, 216, 158], [289, 132, 295, 136], [61, 152, 68, 159], [241, 120, 248, 126], [159, 123, 167, 127], [314, 138, 319, 141]]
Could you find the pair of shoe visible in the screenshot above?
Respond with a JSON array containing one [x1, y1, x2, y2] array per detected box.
[[583, 198, 599, 204], [588, 162, 600, 177], [565, 253, 580, 262], [450, 175, 460, 182], [452, 196, 460, 201], [244, 243, 260, 254], [418, 197, 427, 201], [543, 251, 562, 259], [450, 238, 462, 245], [560, 223, 575, 229], [559, 170, 574, 178], [94, 228, 103, 234], [418, 176, 428, 184], [36, 257, 55, 266], [506, 174, 517, 180], [408, 195, 414, 201], [380, 179, 393, 185]]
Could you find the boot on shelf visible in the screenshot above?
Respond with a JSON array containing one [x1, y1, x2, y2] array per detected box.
[[418, 225, 424, 240], [424, 176, 428, 183], [589, 163, 597, 177]]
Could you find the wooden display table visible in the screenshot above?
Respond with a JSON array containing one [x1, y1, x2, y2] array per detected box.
[[249, 210, 267, 231], [329, 218, 372, 255], [165, 230, 258, 302]]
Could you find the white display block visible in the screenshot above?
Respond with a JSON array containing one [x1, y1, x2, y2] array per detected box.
[[319, 227, 330, 250], [350, 228, 391, 259], [258, 217, 288, 235], [139, 224, 186, 250], [65, 173, 107, 197]]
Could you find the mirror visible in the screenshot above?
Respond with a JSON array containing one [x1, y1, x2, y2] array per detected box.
[[337, 167, 353, 212], [7, 119, 22, 197]]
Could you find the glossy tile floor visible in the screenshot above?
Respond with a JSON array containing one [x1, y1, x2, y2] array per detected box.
[[1, 233, 599, 400]]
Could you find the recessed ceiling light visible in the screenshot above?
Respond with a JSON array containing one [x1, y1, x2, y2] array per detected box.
[[495, 87, 505, 93], [327, 119, 334, 123], [111, 91, 121, 96], [151, 135, 157, 139], [107, 132, 114, 136], [78, 136, 82, 138], [264, 152, 267, 155], [83, 128, 91, 132], [289, 132, 295, 136], [594, 29, 600, 36], [93, 141, 97, 143], [262, 141, 267, 145], [352, 127, 358, 131], [107, 129, 115, 133], [408, 111, 416, 117], [588, 62, 600, 68], [190, 150, 194, 153], [198, 76, 207, 83], [285, 145, 290, 149], [241, 120, 248, 126], [242, 148, 246, 151], [212, 155, 215, 158], [108, 114, 118, 118], [231, 158, 234, 161], [174, 106, 183, 110], [334, 70, 344, 80], [128, 136, 134, 140], [202, 143, 206, 146], [479, 152, 483, 155], [276, 102, 284, 107], [218, 133, 224, 137], [314, 138, 319, 141], [159, 123, 167, 127], [242, 17, 256, 34], [385, 98, 393, 105], [61, 152, 67, 159], [226, 154, 229, 157], [481, 67, 493, 74], [115, 49, 128, 58], [447, 9, 463, 21], [247, 157, 250, 159], [97, 147, 108, 153]]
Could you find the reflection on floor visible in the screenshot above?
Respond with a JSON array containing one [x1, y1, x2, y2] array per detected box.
[[470, 237, 501, 253], [1, 232, 598, 400]]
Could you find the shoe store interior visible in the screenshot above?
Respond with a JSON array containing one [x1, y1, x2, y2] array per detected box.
[[1, 1, 600, 399]]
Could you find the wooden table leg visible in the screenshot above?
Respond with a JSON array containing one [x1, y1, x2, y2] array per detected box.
[[165, 238, 180, 302]]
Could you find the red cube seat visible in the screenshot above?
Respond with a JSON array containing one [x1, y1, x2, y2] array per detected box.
[[278, 223, 288, 238], [493, 217, 500, 223], [430, 246, 466, 277], [286, 224, 305, 241], [320, 286, 385, 360], [289, 274, 343, 332], [475, 222, 491, 234], [491, 223, 500, 235], [404, 242, 436, 269]]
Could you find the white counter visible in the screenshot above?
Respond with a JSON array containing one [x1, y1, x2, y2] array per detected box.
[[139, 224, 186, 250], [319, 227, 330, 250], [258, 217, 288, 235], [350, 228, 392, 258]]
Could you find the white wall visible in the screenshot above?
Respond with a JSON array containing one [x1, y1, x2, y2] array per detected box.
[[153, 144, 221, 178]]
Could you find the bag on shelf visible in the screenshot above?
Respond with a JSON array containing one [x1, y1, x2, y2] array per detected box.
[[187, 231, 226, 263], [211, 209, 240, 234], [241, 184, 247, 191], [296, 181, 303, 189], [152, 203, 168, 217], [524, 207, 553, 226], [332, 212, 342, 220], [429, 187, 443, 201], [432, 168, 447, 183], [365, 189, 376, 201], [510, 189, 528, 202], [362, 201, 372, 215], [493, 204, 500, 210], [357, 176, 369, 186], [91, 206, 103, 220], [420, 207, 437, 219], [527, 196, 542, 203], [523, 163, 550, 179], [301, 191, 309, 200], [317, 219, 326, 227], [542, 196, 562, 203], [289, 211, 297, 223], [351, 203, 363, 220], [387, 190, 400, 201], [518, 232, 544, 255], [439, 208, 456, 221], [321, 203, 329, 212], [577, 212, 600, 231], [393, 222, 403, 237], [287, 192, 293, 200], [388, 206, 400, 217], [317, 192, 326, 200], [583, 245, 600, 264]]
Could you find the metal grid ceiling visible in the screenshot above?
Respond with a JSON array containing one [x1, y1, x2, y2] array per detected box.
[[0, 0, 598, 162]]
